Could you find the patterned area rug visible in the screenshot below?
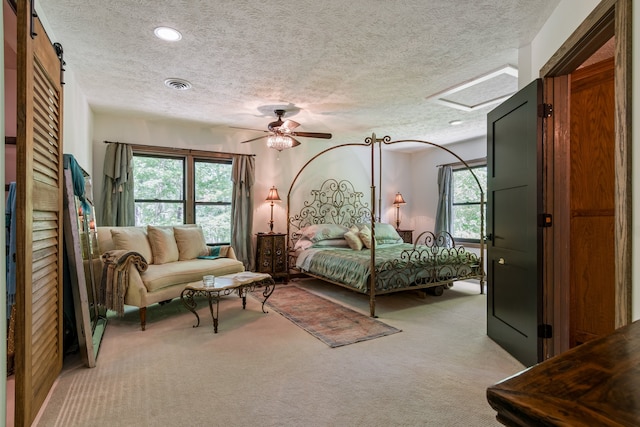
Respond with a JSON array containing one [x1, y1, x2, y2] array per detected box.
[[256, 284, 401, 347]]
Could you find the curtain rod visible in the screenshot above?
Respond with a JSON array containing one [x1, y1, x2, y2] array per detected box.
[[437, 156, 486, 168], [103, 141, 256, 157]]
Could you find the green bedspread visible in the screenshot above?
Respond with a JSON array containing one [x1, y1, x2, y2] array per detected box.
[[296, 243, 480, 292]]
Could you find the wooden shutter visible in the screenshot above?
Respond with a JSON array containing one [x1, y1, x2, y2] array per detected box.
[[15, 0, 64, 424]]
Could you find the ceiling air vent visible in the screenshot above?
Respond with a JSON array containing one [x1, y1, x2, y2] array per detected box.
[[164, 78, 192, 91]]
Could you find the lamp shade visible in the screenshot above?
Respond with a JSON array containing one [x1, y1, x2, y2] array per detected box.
[[393, 192, 406, 205], [266, 186, 281, 202]]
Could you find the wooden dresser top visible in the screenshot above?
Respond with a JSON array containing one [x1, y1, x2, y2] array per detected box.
[[487, 320, 640, 427]]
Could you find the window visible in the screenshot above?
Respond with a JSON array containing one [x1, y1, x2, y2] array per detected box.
[[451, 165, 487, 243], [133, 155, 185, 224], [194, 160, 232, 243], [132, 149, 233, 244]]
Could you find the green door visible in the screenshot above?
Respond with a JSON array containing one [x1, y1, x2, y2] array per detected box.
[[486, 79, 543, 367]]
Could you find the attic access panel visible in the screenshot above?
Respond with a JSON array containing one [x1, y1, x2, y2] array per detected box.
[[426, 65, 518, 111]]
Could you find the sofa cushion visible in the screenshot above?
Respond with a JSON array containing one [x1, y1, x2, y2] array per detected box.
[[147, 225, 179, 264], [174, 225, 209, 260], [140, 257, 245, 292], [110, 227, 154, 264]]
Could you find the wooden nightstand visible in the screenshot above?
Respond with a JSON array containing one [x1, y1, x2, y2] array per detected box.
[[396, 229, 413, 244], [255, 233, 287, 280]]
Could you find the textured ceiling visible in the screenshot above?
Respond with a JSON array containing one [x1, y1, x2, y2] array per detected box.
[[36, 0, 562, 152]]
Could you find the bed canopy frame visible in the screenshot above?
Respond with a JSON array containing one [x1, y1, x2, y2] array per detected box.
[[286, 133, 485, 317]]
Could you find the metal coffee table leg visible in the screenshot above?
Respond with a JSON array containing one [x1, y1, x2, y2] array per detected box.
[[180, 288, 201, 327], [207, 291, 220, 333]]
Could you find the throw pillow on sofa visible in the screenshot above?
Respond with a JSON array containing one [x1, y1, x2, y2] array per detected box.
[[147, 225, 179, 264], [174, 225, 209, 260], [110, 227, 154, 264]]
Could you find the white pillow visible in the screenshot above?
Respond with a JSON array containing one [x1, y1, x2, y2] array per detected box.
[[344, 225, 364, 250], [358, 225, 375, 249]]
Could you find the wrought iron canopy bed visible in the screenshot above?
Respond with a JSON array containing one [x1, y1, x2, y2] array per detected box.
[[286, 134, 485, 317]]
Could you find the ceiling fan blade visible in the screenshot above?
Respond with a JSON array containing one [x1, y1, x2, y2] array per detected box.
[[281, 119, 300, 131], [292, 131, 332, 139], [290, 137, 302, 147], [240, 135, 269, 144], [230, 126, 268, 133]]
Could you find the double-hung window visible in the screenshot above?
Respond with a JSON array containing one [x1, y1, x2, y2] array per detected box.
[[132, 147, 233, 244], [451, 164, 487, 243], [193, 160, 233, 243]]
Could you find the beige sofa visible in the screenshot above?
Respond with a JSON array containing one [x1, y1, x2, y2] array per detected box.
[[97, 224, 245, 330]]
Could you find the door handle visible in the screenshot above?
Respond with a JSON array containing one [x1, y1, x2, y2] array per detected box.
[[498, 258, 505, 265]]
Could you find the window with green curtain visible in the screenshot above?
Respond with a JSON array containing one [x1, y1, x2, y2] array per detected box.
[[451, 165, 487, 243], [132, 150, 233, 244]]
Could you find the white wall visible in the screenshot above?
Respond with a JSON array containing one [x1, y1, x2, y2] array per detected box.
[[528, 0, 601, 83], [4, 68, 15, 136], [92, 114, 414, 235], [409, 136, 486, 234], [61, 68, 93, 173]]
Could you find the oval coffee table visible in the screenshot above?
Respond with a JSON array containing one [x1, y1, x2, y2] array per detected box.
[[180, 272, 275, 333]]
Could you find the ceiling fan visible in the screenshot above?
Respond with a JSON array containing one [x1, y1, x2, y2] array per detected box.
[[238, 109, 332, 151]]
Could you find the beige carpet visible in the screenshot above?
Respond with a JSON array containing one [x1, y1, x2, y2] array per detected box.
[[35, 279, 524, 427]]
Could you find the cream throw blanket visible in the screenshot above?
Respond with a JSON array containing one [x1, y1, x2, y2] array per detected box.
[[100, 250, 149, 316]]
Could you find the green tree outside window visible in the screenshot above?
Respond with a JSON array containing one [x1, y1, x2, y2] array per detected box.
[[452, 166, 487, 242]]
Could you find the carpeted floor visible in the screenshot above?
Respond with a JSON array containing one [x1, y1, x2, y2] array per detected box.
[[258, 284, 401, 347], [34, 279, 524, 427]]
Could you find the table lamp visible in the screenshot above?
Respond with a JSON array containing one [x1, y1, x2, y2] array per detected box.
[[393, 192, 406, 229], [265, 186, 281, 232]]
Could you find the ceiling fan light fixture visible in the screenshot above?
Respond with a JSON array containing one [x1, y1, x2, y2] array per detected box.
[[267, 135, 293, 151]]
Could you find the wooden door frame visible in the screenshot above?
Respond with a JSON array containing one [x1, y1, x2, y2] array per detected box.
[[540, 0, 632, 357]]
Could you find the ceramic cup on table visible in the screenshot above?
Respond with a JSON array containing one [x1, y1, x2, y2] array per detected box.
[[203, 275, 215, 287]]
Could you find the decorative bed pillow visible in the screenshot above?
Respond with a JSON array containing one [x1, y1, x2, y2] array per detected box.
[[110, 227, 154, 264], [358, 225, 375, 249], [301, 224, 349, 243], [147, 225, 179, 264], [294, 238, 314, 251], [344, 225, 364, 250], [173, 225, 209, 260], [356, 222, 404, 244], [312, 238, 350, 248], [375, 222, 404, 244]]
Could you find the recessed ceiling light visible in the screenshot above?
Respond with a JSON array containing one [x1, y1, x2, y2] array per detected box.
[[449, 120, 463, 126], [154, 26, 182, 42]]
